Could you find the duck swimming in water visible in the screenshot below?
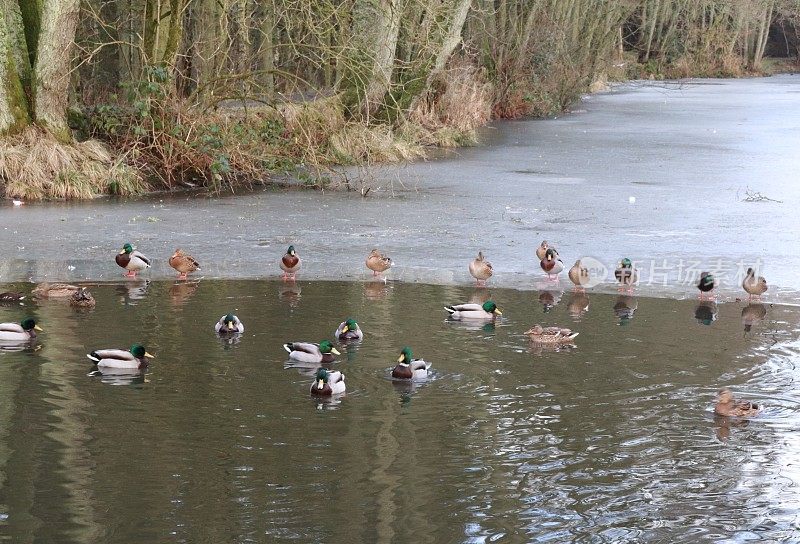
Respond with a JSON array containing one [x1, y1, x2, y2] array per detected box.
[[714, 388, 759, 418]]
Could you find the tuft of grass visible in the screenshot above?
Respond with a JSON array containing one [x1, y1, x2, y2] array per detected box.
[[0, 127, 146, 200]]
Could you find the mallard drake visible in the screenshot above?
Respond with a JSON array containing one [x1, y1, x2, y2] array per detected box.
[[335, 318, 364, 341], [742, 267, 767, 299], [697, 271, 716, 298], [116, 243, 151, 277], [535, 241, 556, 261], [280, 245, 301, 281], [366, 249, 392, 276], [87, 344, 154, 369], [70, 288, 96, 308], [284, 340, 340, 364], [714, 388, 759, 417], [392, 347, 431, 380], [0, 292, 25, 303], [310, 368, 345, 396], [444, 300, 502, 320], [540, 248, 564, 279], [0, 318, 42, 342], [32, 283, 80, 298], [468, 251, 493, 285], [568, 260, 590, 290], [615, 258, 637, 288], [524, 324, 578, 344], [169, 249, 200, 279], [215, 314, 245, 334]]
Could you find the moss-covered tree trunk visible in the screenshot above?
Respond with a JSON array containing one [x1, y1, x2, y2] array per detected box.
[[0, 0, 30, 134], [0, 0, 80, 139]]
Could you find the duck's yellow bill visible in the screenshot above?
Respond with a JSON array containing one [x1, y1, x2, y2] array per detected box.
[[341, 326, 349, 333], [317, 379, 324, 389], [144, 352, 155, 359], [494, 309, 502, 315], [331, 348, 341, 355], [397, 355, 404, 363], [34, 325, 43, 331], [228, 322, 234, 330]]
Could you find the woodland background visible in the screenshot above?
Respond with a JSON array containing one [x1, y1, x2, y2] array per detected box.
[[1, 0, 798, 198]]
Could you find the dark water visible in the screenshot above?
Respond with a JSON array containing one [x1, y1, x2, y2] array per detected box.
[[0, 279, 798, 543]]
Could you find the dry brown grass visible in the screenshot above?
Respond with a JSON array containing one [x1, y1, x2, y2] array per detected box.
[[408, 58, 492, 145], [0, 127, 145, 200]]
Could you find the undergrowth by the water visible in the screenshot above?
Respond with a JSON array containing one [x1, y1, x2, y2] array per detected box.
[[0, 127, 145, 200]]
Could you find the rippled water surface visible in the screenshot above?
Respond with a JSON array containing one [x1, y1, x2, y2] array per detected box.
[[0, 279, 798, 543]]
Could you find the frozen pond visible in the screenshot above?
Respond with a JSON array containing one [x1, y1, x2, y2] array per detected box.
[[1, 76, 799, 301]]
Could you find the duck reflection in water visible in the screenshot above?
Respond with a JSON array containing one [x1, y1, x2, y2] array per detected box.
[[567, 292, 590, 321], [538, 289, 563, 313], [278, 283, 302, 308], [89, 367, 147, 386], [741, 303, 767, 334], [613, 295, 638, 325], [713, 414, 751, 442], [468, 288, 491, 305], [169, 280, 199, 307], [117, 279, 150, 305], [0, 341, 39, 353], [694, 301, 718, 326], [364, 279, 391, 300]]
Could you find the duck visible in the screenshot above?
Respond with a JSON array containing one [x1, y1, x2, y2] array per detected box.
[[169, 249, 201, 279], [116, 243, 151, 277], [524, 324, 578, 344], [69, 287, 96, 308], [468, 251, 493, 286], [540, 248, 564, 279], [444, 300, 502, 320], [535, 241, 556, 261], [0, 318, 42, 342], [284, 340, 340, 364], [32, 283, 80, 298], [614, 258, 637, 288], [697, 272, 716, 299], [335, 318, 364, 341], [280, 245, 301, 281], [742, 267, 767, 299], [714, 388, 760, 418], [568, 260, 590, 290], [214, 314, 245, 334], [0, 292, 25, 303], [310, 368, 345, 396], [87, 344, 154, 369], [392, 347, 431, 380], [366, 249, 392, 276]]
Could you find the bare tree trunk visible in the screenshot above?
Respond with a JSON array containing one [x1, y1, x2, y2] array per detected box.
[[33, 0, 81, 140], [341, 0, 405, 119]]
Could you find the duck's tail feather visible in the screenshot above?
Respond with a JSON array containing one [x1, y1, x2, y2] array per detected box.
[[86, 352, 101, 363], [283, 343, 293, 353], [444, 306, 456, 315]]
